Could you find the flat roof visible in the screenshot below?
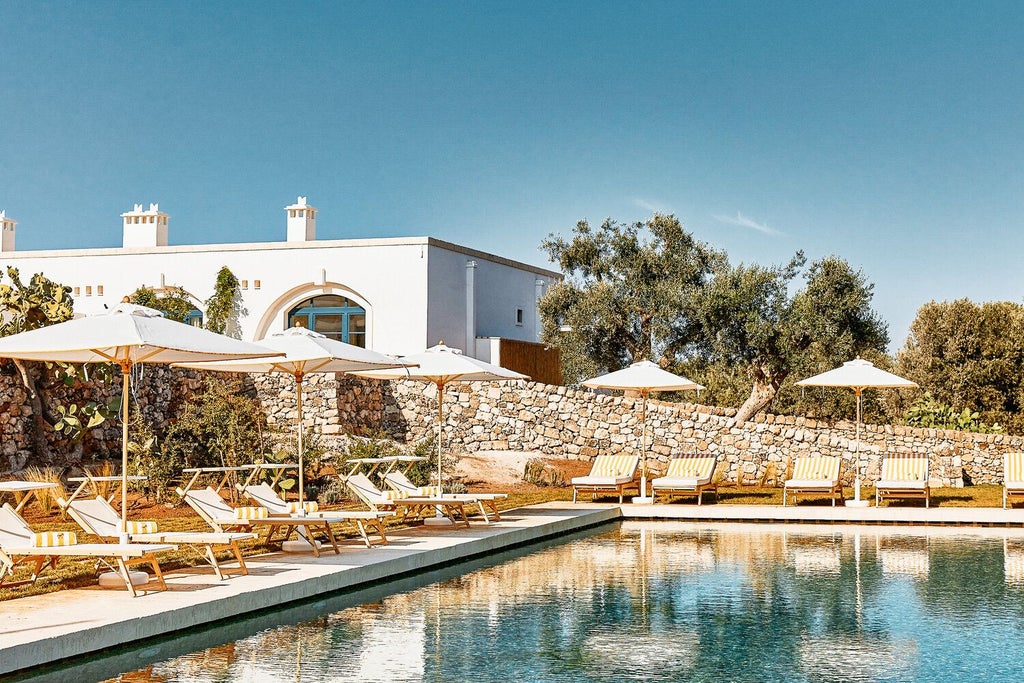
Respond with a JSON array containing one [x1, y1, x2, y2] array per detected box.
[[1, 235, 563, 280]]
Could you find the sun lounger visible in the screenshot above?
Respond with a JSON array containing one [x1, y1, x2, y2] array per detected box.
[[650, 454, 720, 505], [782, 456, 843, 506], [875, 453, 930, 508], [345, 473, 474, 528], [0, 503, 174, 596], [571, 454, 640, 503], [177, 486, 344, 557], [1004, 453, 1024, 509], [238, 482, 392, 547], [382, 471, 507, 523], [61, 496, 254, 580]]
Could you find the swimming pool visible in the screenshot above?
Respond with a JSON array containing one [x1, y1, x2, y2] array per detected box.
[[28, 521, 1024, 682]]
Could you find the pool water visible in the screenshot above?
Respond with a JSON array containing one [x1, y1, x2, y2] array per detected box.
[[51, 522, 1024, 681]]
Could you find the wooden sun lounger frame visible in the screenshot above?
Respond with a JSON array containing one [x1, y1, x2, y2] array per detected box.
[[571, 454, 641, 504], [382, 471, 507, 523], [651, 457, 725, 505], [345, 474, 473, 528], [177, 487, 344, 557], [875, 453, 931, 508], [61, 495, 255, 580], [1004, 453, 1024, 509], [237, 483, 392, 548], [0, 504, 172, 597], [783, 456, 844, 507]]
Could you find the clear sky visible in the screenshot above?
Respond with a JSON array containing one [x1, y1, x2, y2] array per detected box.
[[2, 1, 1022, 349]]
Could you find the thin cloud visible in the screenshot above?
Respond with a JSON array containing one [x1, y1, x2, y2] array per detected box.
[[712, 211, 781, 236], [633, 198, 671, 215]]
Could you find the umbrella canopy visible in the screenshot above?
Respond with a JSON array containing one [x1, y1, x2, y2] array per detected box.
[[795, 358, 918, 391], [582, 361, 704, 501], [795, 358, 918, 503], [354, 342, 528, 495], [0, 303, 280, 533], [175, 326, 413, 503], [582, 360, 703, 394]]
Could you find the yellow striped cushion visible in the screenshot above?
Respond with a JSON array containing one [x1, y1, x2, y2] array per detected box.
[[1006, 453, 1024, 482], [31, 531, 77, 547], [792, 457, 838, 480], [234, 506, 269, 519], [383, 490, 409, 500], [592, 454, 637, 477], [415, 486, 441, 497], [125, 520, 158, 534], [881, 455, 927, 481], [666, 456, 715, 479], [286, 502, 319, 514]]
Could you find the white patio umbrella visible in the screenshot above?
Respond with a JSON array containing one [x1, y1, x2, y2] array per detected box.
[[582, 361, 704, 503], [175, 326, 413, 505], [795, 357, 918, 506], [353, 342, 528, 520], [0, 303, 280, 535]]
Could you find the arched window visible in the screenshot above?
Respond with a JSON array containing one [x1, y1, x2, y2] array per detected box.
[[287, 295, 366, 347]]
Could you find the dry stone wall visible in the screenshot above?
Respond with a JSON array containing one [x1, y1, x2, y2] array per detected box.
[[253, 375, 1024, 487], [3, 363, 1020, 489]]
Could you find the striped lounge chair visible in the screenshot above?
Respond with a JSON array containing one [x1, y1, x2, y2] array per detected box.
[[875, 453, 930, 508], [651, 454, 721, 505], [571, 454, 640, 503], [783, 456, 843, 506], [1004, 453, 1024, 509]]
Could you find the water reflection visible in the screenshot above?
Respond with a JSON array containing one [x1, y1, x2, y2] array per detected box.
[[72, 523, 1024, 682]]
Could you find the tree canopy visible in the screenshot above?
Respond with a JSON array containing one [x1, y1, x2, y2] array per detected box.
[[128, 285, 195, 323], [205, 266, 246, 338], [896, 299, 1024, 432], [539, 215, 724, 384], [539, 216, 889, 422]]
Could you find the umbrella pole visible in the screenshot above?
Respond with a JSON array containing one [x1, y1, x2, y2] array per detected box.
[[853, 387, 864, 505], [120, 362, 130, 537], [437, 380, 444, 494], [296, 373, 305, 506], [422, 379, 452, 526]]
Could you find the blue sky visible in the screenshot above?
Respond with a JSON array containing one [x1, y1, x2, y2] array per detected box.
[[2, 1, 1023, 349]]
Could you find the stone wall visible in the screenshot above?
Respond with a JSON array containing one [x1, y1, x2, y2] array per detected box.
[[252, 375, 1024, 487], [4, 363, 1021, 488]]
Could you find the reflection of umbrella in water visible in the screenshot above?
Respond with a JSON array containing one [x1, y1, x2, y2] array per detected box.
[[796, 358, 918, 506], [354, 342, 527, 523], [582, 361, 703, 503], [0, 303, 278, 539], [175, 326, 412, 506]]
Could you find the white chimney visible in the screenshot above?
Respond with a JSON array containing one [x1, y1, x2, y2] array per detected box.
[[0, 210, 15, 252], [121, 203, 169, 248], [285, 196, 316, 242]]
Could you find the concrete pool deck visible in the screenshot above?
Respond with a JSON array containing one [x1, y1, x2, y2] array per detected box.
[[5, 500, 1024, 677]]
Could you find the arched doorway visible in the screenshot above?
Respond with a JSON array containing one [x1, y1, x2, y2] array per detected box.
[[287, 294, 366, 347]]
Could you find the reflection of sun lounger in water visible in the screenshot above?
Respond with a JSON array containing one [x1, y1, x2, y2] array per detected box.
[[1004, 538, 1024, 587], [876, 537, 929, 578], [784, 533, 841, 575]]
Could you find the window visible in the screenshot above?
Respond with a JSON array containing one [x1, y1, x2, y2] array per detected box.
[[288, 295, 366, 346], [97, 285, 104, 296], [185, 309, 203, 328], [254, 280, 261, 290], [515, 308, 524, 326], [85, 286, 92, 296]]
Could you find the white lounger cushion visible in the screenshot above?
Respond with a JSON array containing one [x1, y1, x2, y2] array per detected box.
[[785, 478, 838, 488], [1006, 480, 1024, 489], [571, 475, 633, 486], [876, 479, 926, 489], [651, 476, 706, 489]]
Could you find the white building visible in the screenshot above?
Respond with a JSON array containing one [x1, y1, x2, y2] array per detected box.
[[0, 199, 561, 362]]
